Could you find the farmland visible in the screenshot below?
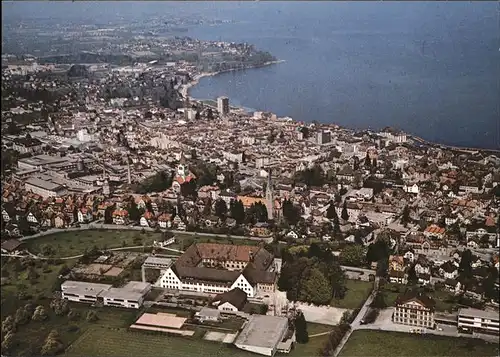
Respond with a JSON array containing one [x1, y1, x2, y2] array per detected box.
[[339, 330, 499, 357], [64, 327, 256, 357]]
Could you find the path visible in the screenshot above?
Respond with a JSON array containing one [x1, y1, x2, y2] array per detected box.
[[333, 277, 380, 357], [19, 224, 273, 243], [0, 244, 182, 261], [309, 331, 334, 338]]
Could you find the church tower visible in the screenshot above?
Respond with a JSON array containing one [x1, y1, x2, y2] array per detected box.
[[265, 168, 274, 221]]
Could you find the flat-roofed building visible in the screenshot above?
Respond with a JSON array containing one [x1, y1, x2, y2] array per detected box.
[[60, 280, 151, 309], [458, 308, 499, 335], [101, 281, 151, 309], [61, 281, 112, 304], [24, 177, 67, 198], [234, 315, 290, 356]]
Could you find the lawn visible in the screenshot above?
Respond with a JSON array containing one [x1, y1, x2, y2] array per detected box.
[[339, 330, 499, 357], [331, 280, 374, 309], [308, 323, 334, 336], [289, 334, 330, 357], [24, 229, 164, 258], [64, 327, 256, 357]]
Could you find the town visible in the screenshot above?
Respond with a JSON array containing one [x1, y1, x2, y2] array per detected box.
[[1, 11, 499, 357]]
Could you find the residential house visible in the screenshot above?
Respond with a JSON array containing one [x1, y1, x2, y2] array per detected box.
[[211, 288, 248, 312], [140, 211, 155, 227], [77, 208, 93, 223], [112, 210, 129, 225], [251, 222, 271, 237], [158, 213, 172, 229], [444, 279, 462, 295], [389, 255, 405, 272], [195, 307, 221, 322], [389, 270, 408, 285], [1, 239, 22, 254], [423, 225, 445, 240], [440, 261, 458, 280], [286, 230, 299, 239]]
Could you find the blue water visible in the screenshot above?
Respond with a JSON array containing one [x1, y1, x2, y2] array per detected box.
[[3, 2, 500, 149]]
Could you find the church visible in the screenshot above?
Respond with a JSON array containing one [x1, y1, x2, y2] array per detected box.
[[171, 154, 196, 193]]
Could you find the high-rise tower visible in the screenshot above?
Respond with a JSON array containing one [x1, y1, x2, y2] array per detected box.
[[265, 168, 274, 221]]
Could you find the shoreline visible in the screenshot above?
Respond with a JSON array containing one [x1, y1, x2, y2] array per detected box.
[[180, 59, 285, 99], [179, 61, 499, 155]]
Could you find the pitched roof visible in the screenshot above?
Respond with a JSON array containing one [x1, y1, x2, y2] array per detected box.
[[395, 291, 436, 310], [212, 288, 248, 310]]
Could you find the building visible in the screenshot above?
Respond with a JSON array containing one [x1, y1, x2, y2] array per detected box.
[[12, 136, 43, 154], [159, 243, 279, 297], [234, 315, 290, 357], [393, 291, 436, 329], [24, 177, 67, 198], [61, 280, 151, 309], [217, 96, 229, 116], [458, 308, 499, 335], [212, 288, 248, 312], [195, 307, 221, 322], [316, 130, 332, 145]]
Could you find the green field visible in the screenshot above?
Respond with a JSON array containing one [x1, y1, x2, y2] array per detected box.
[[24, 230, 262, 259], [339, 330, 499, 357], [331, 280, 374, 309], [64, 327, 255, 357], [24, 230, 164, 258]]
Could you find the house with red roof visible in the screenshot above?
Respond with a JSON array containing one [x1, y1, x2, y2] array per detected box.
[[140, 211, 156, 228], [112, 209, 129, 225]]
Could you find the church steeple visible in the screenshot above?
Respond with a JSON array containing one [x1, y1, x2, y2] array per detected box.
[[265, 168, 274, 221]]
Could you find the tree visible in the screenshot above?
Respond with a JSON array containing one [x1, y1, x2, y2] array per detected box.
[[340, 310, 351, 325], [326, 201, 339, 224], [458, 249, 473, 280], [50, 298, 69, 316], [370, 291, 388, 309], [126, 201, 141, 222], [294, 312, 309, 344], [1, 331, 15, 353], [401, 205, 410, 226], [407, 264, 418, 285], [32, 305, 48, 322], [15, 306, 30, 325], [327, 262, 347, 299], [214, 199, 228, 219], [41, 330, 64, 356], [483, 266, 500, 302], [339, 245, 366, 267], [366, 239, 390, 263], [299, 268, 332, 305], [282, 199, 301, 226], [86, 310, 98, 322], [341, 201, 349, 221], [229, 199, 245, 224], [1, 316, 15, 335], [364, 152, 371, 167], [103, 205, 113, 224]]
